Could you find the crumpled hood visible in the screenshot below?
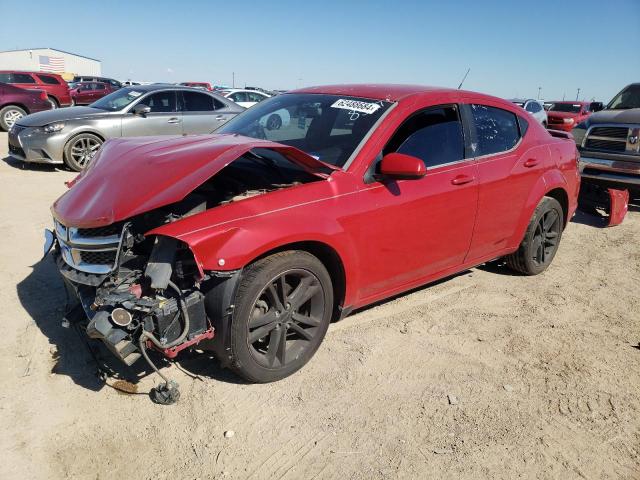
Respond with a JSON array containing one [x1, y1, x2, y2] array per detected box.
[[52, 134, 336, 228], [17, 106, 112, 127]]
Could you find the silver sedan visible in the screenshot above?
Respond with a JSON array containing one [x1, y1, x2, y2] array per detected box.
[[8, 85, 244, 170]]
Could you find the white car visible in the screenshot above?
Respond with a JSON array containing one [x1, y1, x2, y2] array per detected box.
[[509, 98, 548, 127], [221, 89, 271, 108]]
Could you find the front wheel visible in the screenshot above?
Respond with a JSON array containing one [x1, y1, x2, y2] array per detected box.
[[506, 196, 564, 275], [63, 133, 103, 171], [229, 251, 333, 383]]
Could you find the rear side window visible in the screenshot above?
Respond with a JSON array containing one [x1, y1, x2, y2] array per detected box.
[[0, 73, 11, 83], [470, 104, 520, 156], [95, 83, 106, 90], [229, 92, 249, 103], [182, 91, 216, 111], [37, 74, 60, 85], [384, 106, 465, 168], [12, 73, 36, 84]]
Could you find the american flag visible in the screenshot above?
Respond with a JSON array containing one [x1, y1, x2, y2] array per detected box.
[[39, 55, 65, 73]]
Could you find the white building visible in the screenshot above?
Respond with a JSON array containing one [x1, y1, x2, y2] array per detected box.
[[0, 48, 101, 79]]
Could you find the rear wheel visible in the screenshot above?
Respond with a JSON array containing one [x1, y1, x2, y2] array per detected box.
[[229, 251, 333, 382], [0, 105, 26, 131], [506, 196, 563, 275], [63, 133, 103, 171], [47, 96, 59, 109]]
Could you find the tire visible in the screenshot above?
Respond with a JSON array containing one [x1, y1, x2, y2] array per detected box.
[[266, 114, 282, 130], [0, 105, 27, 131], [47, 96, 59, 109], [229, 251, 333, 383], [63, 133, 103, 171], [506, 196, 564, 275]]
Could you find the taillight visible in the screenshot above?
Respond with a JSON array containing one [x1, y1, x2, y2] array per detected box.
[[40, 91, 48, 101]]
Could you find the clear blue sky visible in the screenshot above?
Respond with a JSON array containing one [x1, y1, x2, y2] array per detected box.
[[1, 0, 638, 102]]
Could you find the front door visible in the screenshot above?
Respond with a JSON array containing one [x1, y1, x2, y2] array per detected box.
[[353, 105, 479, 302], [121, 91, 182, 136]]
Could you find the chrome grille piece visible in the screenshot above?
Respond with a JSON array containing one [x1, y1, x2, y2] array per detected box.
[[583, 124, 640, 155], [55, 220, 123, 274]]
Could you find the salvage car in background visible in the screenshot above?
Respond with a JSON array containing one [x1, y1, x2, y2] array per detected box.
[[8, 85, 243, 171], [69, 82, 116, 105], [48, 84, 579, 402], [510, 98, 548, 126], [0, 70, 71, 109], [71, 75, 122, 90], [573, 83, 640, 196], [0, 82, 51, 131], [180, 82, 213, 91], [546, 101, 603, 131], [221, 88, 271, 108]]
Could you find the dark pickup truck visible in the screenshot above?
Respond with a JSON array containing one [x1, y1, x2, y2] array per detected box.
[[572, 83, 640, 196]]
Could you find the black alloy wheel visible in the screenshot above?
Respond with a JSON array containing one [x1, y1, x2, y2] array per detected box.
[[248, 269, 324, 368], [506, 196, 564, 275], [228, 251, 333, 382], [530, 208, 561, 267]]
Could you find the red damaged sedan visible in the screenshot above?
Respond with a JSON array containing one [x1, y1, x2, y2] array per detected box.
[[48, 84, 579, 402]]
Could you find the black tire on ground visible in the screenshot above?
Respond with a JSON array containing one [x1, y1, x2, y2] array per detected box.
[[266, 114, 282, 130], [0, 105, 27, 131], [506, 196, 564, 275], [229, 251, 333, 383], [63, 133, 103, 171], [47, 96, 59, 109]]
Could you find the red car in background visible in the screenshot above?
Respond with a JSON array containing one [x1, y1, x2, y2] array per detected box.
[[49, 85, 579, 401], [0, 71, 71, 109], [0, 81, 51, 131], [69, 81, 116, 105], [546, 101, 603, 131], [180, 81, 213, 91]]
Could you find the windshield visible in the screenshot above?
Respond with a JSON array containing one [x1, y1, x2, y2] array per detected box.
[[607, 84, 640, 110], [90, 87, 146, 111], [217, 93, 393, 167], [549, 103, 582, 113]]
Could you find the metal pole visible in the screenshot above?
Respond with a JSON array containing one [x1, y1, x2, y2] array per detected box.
[[232, 72, 235, 88], [537, 87, 542, 100], [576, 88, 580, 101]]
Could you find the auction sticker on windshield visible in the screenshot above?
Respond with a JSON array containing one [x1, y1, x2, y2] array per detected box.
[[331, 99, 381, 115], [128, 91, 143, 98]]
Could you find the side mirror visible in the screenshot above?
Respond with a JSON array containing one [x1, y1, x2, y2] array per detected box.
[[378, 153, 426, 180], [133, 104, 151, 116]]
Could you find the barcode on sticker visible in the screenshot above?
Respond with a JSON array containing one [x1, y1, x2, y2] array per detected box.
[[331, 99, 381, 115]]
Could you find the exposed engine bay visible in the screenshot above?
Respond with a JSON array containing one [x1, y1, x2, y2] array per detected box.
[[51, 150, 321, 403]]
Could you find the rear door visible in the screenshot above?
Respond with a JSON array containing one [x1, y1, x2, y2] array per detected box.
[[464, 103, 548, 261], [180, 90, 236, 134], [121, 90, 182, 136], [75, 83, 94, 104]]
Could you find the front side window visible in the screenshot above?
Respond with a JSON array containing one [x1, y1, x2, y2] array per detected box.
[[218, 93, 393, 167], [0, 73, 12, 83], [12, 73, 36, 84], [37, 74, 60, 85], [471, 104, 520, 156], [247, 92, 268, 103], [144, 91, 177, 112], [182, 91, 216, 111], [383, 106, 465, 168], [95, 83, 106, 90]]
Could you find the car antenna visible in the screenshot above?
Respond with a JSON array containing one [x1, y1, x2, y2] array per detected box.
[[457, 68, 471, 90]]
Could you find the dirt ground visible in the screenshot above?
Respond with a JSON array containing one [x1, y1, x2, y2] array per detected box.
[[1, 131, 639, 480]]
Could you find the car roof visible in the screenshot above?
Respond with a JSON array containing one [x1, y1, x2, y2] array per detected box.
[[292, 84, 460, 102], [509, 98, 539, 103], [547, 100, 589, 105]]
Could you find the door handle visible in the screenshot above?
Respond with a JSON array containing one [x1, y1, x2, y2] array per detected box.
[[451, 174, 475, 186], [167, 117, 181, 124], [523, 158, 540, 168], [215, 115, 225, 120]]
